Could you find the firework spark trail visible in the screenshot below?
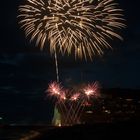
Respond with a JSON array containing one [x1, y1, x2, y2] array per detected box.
[[59, 90, 77, 125], [54, 49, 59, 82], [18, 0, 125, 60], [62, 92, 75, 125], [71, 102, 82, 124], [65, 93, 81, 125], [57, 96, 66, 122], [58, 95, 69, 125], [55, 90, 69, 125], [76, 99, 89, 123], [72, 98, 86, 123], [72, 82, 100, 123], [67, 93, 82, 124], [68, 92, 85, 124], [64, 101, 75, 125], [57, 97, 75, 125]]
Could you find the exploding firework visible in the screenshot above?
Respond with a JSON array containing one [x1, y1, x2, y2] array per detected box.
[[70, 93, 80, 101], [83, 82, 100, 99], [46, 81, 100, 126], [47, 81, 63, 97], [18, 0, 125, 60]]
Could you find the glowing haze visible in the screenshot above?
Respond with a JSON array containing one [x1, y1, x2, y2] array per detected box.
[[18, 0, 125, 60]]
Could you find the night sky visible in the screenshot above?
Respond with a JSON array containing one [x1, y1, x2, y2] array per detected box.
[[0, 0, 140, 124]]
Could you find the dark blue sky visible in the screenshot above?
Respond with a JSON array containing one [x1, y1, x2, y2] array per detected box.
[[0, 0, 140, 124]]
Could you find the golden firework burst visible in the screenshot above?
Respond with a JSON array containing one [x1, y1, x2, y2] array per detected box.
[[18, 0, 125, 60]]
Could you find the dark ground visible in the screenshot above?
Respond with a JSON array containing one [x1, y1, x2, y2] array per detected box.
[[0, 121, 140, 140], [1, 88, 140, 140]]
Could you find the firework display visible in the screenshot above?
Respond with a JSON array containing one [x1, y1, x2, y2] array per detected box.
[[46, 81, 100, 126], [18, 0, 125, 126], [18, 0, 125, 60]]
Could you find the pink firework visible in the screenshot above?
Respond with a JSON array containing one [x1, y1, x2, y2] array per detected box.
[[70, 93, 80, 101], [47, 81, 63, 97], [83, 82, 100, 99], [60, 92, 67, 101]]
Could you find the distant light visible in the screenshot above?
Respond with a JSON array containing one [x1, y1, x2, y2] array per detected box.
[[104, 110, 111, 114], [86, 111, 93, 114], [126, 99, 133, 101], [58, 123, 61, 127], [0, 117, 3, 120]]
